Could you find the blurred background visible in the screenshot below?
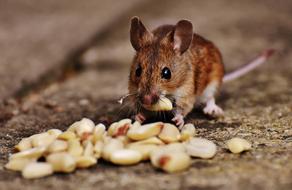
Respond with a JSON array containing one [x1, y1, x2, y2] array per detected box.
[[0, 1, 291, 189], [0, 0, 291, 102]]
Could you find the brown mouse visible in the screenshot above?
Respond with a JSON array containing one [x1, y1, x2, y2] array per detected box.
[[123, 16, 274, 127]]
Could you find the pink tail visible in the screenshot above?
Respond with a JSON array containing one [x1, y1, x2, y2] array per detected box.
[[223, 49, 275, 83]]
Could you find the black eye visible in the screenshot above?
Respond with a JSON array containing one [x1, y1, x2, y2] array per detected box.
[[161, 67, 171, 79], [135, 65, 142, 77]]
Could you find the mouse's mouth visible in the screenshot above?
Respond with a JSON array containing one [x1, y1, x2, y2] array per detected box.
[[142, 96, 173, 111]]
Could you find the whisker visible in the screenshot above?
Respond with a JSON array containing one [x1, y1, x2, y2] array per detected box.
[[117, 93, 138, 104], [158, 96, 167, 104], [116, 100, 133, 119], [136, 101, 143, 116]]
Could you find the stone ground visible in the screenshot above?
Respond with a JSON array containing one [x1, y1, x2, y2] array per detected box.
[[0, 0, 291, 190]]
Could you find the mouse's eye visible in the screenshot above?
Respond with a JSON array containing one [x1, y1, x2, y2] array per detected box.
[[135, 65, 142, 77], [161, 67, 171, 80]]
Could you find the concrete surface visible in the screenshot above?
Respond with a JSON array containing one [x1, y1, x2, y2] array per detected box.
[[0, 0, 291, 190], [0, 0, 141, 100]]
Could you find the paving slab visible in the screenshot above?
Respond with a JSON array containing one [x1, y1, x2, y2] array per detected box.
[[0, 0, 291, 190], [0, 70, 291, 190], [81, 0, 292, 71], [0, 0, 141, 101]]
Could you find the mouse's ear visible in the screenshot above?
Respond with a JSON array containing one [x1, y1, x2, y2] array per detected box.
[[130, 16, 152, 51], [173, 20, 193, 54]]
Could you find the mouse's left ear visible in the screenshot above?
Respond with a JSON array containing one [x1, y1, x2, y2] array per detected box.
[[173, 20, 193, 54], [130, 16, 153, 51]]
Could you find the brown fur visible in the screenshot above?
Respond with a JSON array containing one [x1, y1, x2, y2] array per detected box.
[[128, 20, 224, 117]]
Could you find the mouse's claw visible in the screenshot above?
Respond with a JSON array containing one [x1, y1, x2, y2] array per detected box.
[[134, 113, 146, 124], [172, 113, 184, 127], [203, 98, 224, 117]]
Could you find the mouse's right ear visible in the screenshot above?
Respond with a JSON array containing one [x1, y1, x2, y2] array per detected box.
[[173, 20, 193, 54], [130, 16, 152, 51]]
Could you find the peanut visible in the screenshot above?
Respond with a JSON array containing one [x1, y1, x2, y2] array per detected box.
[[68, 139, 83, 157], [127, 122, 163, 140], [46, 152, 76, 173], [10, 146, 46, 160], [67, 121, 79, 132], [75, 118, 95, 137], [5, 158, 35, 171], [185, 138, 217, 159], [31, 133, 56, 148], [15, 138, 32, 151], [150, 143, 185, 168], [107, 122, 118, 136], [144, 97, 173, 111], [128, 136, 164, 146], [47, 129, 63, 138], [150, 149, 190, 173], [158, 123, 181, 143], [110, 149, 142, 165], [47, 140, 68, 153], [164, 143, 186, 152], [226, 137, 252, 154], [102, 138, 124, 161], [93, 141, 103, 158], [116, 136, 132, 145], [92, 123, 106, 143], [108, 119, 132, 137], [180, 123, 196, 141], [75, 156, 97, 168], [127, 144, 159, 160], [83, 141, 94, 156], [58, 131, 76, 141], [22, 162, 53, 179]]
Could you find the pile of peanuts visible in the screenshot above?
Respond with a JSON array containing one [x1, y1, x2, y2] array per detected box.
[[5, 118, 251, 179]]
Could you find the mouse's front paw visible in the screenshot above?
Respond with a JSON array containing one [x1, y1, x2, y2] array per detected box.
[[203, 104, 224, 117], [172, 113, 184, 127], [134, 113, 146, 123]]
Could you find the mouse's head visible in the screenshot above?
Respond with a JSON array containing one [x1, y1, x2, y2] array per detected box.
[[128, 16, 193, 110]]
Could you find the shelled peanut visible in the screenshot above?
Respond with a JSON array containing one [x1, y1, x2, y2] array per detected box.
[[5, 118, 102, 178], [143, 96, 173, 111], [6, 117, 248, 179], [226, 137, 252, 153]]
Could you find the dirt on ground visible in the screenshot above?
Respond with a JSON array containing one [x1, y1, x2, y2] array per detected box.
[[0, 1, 291, 190]]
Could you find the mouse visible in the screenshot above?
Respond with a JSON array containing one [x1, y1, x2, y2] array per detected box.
[[121, 16, 274, 127]]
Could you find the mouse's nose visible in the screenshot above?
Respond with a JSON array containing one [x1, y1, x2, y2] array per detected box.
[[142, 93, 159, 106], [142, 95, 152, 105]]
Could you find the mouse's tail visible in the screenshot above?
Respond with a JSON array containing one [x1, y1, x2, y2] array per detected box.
[[223, 49, 275, 83]]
